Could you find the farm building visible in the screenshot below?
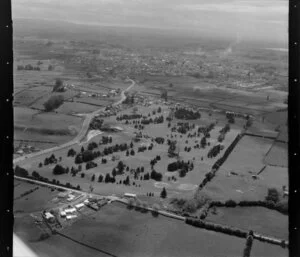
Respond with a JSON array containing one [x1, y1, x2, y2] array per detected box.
[[44, 212, 55, 223], [124, 193, 137, 199], [66, 215, 77, 220], [75, 203, 85, 209], [60, 211, 66, 217], [65, 208, 76, 214], [67, 194, 75, 201]]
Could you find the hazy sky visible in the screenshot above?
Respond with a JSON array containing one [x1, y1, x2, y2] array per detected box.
[[13, 0, 288, 44]]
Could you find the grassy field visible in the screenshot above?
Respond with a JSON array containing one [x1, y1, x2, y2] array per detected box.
[[264, 142, 288, 167], [206, 206, 288, 239], [51, 202, 248, 257], [14, 181, 60, 213]]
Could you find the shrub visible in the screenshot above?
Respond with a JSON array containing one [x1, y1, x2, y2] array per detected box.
[[225, 199, 237, 207]]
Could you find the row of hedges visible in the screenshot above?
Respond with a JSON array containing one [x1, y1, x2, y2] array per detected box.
[[186, 218, 248, 238], [15, 186, 39, 200], [199, 133, 244, 190], [209, 200, 288, 215], [212, 133, 243, 170]]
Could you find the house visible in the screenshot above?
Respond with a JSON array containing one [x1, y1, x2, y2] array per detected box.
[[44, 212, 55, 223], [60, 211, 66, 217]]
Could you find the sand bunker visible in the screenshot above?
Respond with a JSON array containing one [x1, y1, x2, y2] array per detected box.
[[177, 184, 198, 191], [86, 130, 103, 142]]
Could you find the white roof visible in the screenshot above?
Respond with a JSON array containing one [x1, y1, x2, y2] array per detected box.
[[65, 208, 76, 213], [84, 199, 89, 204], [44, 212, 54, 219], [124, 193, 137, 197], [66, 215, 77, 220], [75, 203, 85, 209]]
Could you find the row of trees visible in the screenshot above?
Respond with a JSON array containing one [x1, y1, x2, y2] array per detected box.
[[174, 108, 201, 120], [207, 144, 224, 158], [17, 64, 40, 71]]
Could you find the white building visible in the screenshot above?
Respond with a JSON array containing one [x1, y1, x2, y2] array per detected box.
[[75, 203, 85, 209], [44, 212, 54, 220], [124, 193, 137, 198], [60, 211, 66, 217], [66, 215, 77, 220], [65, 208, 76, 214]]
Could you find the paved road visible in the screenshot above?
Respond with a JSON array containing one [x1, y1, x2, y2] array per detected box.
[[13, 79, 135, 165]]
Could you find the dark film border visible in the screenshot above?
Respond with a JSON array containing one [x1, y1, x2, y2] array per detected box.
[[0, 1, 298, 257], [0, 0, 13, 257], [289, 0, 300, 257]]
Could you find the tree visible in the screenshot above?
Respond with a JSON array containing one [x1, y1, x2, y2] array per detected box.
[[161, 89, 168, 101], [43, 95, 64, 112], [81, 173, 85, 178], [105, 173, 111, 183], [160, 187, 167, 198], [124, 175, 130, 185], [53, 164, 66, 175], [201, 137, 207, 148], [88, 142, 98, 151], [53, 78, 64, 92], [91, 174, 95, 182], [32, 171, 40, 178], [67, 148, 76, 157], [75, 154, 83, 164], [98, 174, 103, 183], [38, 162, 43, 168], [130, 149, 135, 156], [265, 188, 280, 203], [112, 168, 117, 177]]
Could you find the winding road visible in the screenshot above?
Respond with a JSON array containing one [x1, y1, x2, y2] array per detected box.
[[13, 79, 135, 165]]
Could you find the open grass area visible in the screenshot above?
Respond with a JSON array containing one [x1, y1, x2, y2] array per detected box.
[[206, 206, 288, 239], [14, 181, 60, 213], [264, 142, 288, 167], [56, 202, 248, 257]]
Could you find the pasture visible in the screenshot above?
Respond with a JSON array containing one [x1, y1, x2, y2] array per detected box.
[[206, 206, 288, 239]]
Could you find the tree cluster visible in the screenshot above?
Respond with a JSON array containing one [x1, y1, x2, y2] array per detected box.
[[86, 161, 98, 170], [174, 108, 200, 120], [14, 165, 29, 177], [207, 144, 224, 158], [44, 154, 58, 165], [53, 164, 68, 175], [89, 117, 104, 130], [43, 95, 64, 112], [117, 113, 142, 121], [17, 64, 40, 71], [150, 170, 163, 181]]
